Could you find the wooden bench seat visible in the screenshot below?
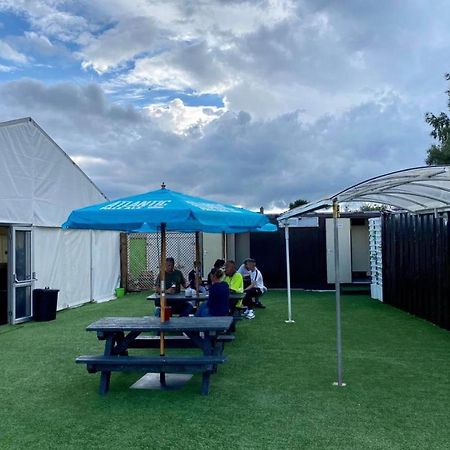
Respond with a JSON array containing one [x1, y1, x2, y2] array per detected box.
[[128, 334, 235, 350], [76, 354, 227, 395]]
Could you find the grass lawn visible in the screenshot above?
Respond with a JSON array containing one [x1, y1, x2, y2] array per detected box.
[[1, 291, 450, 449]]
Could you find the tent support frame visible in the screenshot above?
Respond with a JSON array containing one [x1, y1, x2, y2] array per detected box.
[[284, 223, 294, 323], [332, 198, 346, 387]]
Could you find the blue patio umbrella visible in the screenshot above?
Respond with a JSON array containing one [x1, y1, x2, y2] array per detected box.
[[63, 184, 271, 373], [62, 185, 269, 233]]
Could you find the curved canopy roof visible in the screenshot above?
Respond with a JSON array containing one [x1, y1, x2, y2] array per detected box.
[[278, 165, 450, 221]]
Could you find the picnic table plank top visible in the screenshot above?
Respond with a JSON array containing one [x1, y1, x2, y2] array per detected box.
[[86, 316, 233, 333], [147, 292, 243, 301], [147, 292, 208, 301]]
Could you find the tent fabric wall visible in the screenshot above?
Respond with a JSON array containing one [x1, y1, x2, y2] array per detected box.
[[34, 227, 120, 310], [92, 230, 121, 303], [0, 118, 107, 226]]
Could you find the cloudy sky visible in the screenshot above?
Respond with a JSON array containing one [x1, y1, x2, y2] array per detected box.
[[0, 0, 449, 211]]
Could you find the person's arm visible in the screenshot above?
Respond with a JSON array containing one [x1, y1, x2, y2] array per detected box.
[[206, 283, 216, 306], [181, 272, 188, 289], [255, 269, 267, 292]]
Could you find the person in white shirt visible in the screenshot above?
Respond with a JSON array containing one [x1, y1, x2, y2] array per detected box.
[[237, 258, 267, 311]]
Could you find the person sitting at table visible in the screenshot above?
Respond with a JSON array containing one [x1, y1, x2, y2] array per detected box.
[[196, 269, 229, 317], [155, 257, 193, 316], [188, 260, 207, 293], [238, 258, 267, 310], [207, 259, 225, 286], [224, 260, 248, 317]]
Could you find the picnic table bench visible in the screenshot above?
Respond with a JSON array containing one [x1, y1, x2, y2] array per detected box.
[[76, 316, 234, 395], [128, 333, 235, 352]]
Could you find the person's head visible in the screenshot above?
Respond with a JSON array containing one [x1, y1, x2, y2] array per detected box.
[[244, 258, 256, 271], [211, 268, 224, 283], [166, 257, 175, 272], [213, 259, 225, 269], [225, 260, 236, 276], [193, 260, 201, 269]]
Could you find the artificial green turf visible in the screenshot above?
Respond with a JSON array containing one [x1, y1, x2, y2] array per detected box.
[[1, 291, 450, 449]]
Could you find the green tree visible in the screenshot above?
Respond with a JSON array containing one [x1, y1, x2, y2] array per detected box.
[[425, 73, 450, 165], [289, 198, 308, 210], [358, 203, 387, 212]]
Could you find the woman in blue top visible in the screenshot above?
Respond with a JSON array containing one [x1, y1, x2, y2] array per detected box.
[[196, 269, 229, 317]]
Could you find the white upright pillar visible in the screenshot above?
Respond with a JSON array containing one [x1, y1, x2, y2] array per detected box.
[[284, 223, 295, 323], [333, 199, 345, 387]]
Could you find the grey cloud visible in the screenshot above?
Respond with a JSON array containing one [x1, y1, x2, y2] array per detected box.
[[80, 16, 165, 72], [0, 80, 433, 211]]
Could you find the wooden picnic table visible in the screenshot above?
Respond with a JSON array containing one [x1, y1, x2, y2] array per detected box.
[[76, 316, 233, 395]]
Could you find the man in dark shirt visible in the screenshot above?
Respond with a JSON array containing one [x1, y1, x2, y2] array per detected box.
[[155, 257, 192, 316], [155, 257, 187, 294]]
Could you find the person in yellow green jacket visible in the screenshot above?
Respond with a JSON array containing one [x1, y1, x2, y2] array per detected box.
[[224, 260, 244, 293], [224, 260, 254, 318]]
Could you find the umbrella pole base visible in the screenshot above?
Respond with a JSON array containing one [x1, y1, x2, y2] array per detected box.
[[332, 381, 347, 387], [285, 319, 295, 323], [130, 373, 193, 390]]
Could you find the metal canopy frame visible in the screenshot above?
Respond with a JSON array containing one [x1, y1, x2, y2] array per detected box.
[[277, 165, 450, 387]]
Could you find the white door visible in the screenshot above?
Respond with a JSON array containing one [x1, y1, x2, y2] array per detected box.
[[202, 233, 224, 277], [10, 227, 34, 324], [326, 218, 352, 284]]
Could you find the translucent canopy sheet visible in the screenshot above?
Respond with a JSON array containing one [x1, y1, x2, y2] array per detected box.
[[278, 166, 450, 221]]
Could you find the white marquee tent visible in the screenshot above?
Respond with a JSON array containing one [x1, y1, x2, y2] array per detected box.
[[278, 165, 450, 386], [0, 117, 120, 324]]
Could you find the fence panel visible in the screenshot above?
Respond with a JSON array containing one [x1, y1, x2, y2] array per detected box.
[[126, 232, 196, 291], [382, 213, 450, 330]]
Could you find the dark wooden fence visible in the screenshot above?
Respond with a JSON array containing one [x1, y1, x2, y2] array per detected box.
[[382, 213, 450, 330], [249, 217, 328, 289]]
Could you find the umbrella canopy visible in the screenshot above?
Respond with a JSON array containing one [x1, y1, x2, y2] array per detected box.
[[254, 222, 277, 232], [62, 186, 269, 233]]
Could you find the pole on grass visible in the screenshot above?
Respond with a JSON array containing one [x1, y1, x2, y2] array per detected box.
[[195, 231, 201, 308], [333, 198, 345, 387], [159, 217, 167, 385], [284, 222, 295, 323]]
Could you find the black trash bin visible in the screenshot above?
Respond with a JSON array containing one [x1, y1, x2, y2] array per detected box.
[[33, 288, 59, 322]]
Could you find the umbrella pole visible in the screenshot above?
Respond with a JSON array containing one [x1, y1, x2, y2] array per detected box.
[[159, 222, 167, 385], [195, 232, 200, 308]]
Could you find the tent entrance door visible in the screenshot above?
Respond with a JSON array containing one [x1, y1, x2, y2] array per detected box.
[[0, 227, 8, 325], [10, 226, 34, 324]]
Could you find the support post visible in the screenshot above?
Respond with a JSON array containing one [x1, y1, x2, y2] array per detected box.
[[89, 230, 94, 302], [222, 232, 226, 260], [195, 231, 200, 307], [333, 198, 345, 387], [284, 223, 294, 323], [119, 233, 128, 290], [159, 222, 167, 385]]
